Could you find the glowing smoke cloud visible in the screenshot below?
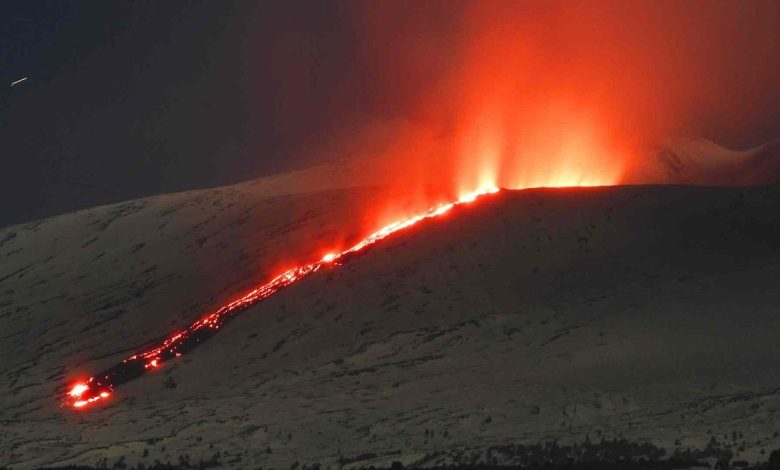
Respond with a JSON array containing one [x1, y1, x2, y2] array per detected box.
[[63, 186, 500, 410]]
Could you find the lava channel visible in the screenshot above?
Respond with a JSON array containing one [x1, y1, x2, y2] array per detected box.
[[63, 186, 501, 409]]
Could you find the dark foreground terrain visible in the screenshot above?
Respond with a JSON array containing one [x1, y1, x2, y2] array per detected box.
[[13, 441, 780, 470]]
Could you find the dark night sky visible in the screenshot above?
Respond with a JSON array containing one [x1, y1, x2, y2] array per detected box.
[[1, 1, 778, 228], [0, 1, 369, 227]]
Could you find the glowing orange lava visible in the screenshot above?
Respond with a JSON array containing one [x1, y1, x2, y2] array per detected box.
[[63, 185, 500, 410]]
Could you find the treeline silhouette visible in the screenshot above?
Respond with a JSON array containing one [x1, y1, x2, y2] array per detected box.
[[6, 440, 780, 470]]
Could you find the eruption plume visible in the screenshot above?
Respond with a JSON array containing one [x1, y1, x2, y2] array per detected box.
[[294, 0, 779, 204]]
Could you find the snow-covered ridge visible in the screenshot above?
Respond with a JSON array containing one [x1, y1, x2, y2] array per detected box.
[[654, 136, 780, 186]]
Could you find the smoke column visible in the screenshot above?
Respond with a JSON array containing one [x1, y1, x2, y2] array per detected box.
[[273, 0, 779, 212]]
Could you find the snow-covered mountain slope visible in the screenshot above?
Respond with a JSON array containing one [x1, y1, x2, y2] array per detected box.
[[651, 137, 780, 186], [2, 177, 780, 468], [0, 180, 405, 413]]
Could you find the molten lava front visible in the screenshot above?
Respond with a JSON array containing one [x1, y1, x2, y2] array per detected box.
[[63, 186, 501, 410]]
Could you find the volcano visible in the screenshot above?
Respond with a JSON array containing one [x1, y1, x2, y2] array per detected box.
[[2, 153, 780, 469]]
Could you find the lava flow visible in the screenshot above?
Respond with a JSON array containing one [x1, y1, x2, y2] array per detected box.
[[63, 186, 500, 410]]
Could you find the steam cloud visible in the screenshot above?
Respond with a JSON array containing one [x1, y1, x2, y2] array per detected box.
[[280, 1, 779, 194]]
